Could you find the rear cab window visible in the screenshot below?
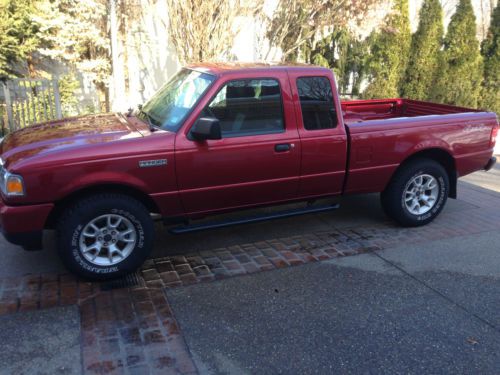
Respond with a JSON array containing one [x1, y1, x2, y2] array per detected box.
[[296, 76, 337, 130]]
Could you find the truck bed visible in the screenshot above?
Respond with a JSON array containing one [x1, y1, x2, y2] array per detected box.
[[340, 98, 497, 196], [341, 99, 481, 124]]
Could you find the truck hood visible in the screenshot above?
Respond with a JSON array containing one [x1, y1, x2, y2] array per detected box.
[[0, 113, 146, 168]]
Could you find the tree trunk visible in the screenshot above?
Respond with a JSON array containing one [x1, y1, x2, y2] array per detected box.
[[27, 55, 36, 78], [95, 82, 110, 112], [109, 0, 126, 111]]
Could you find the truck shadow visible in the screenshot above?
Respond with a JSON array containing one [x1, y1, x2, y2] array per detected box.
[[40, 175, 499, 268], [151, 193, 389, 257]]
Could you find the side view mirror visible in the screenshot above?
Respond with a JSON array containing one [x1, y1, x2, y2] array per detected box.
[[190, 117, 222, 141]]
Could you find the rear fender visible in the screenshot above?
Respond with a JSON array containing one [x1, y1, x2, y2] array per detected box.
[[389, 147, 457, 198]]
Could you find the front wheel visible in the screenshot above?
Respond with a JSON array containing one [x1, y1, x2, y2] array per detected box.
[[57, 193, 154, 280], [381, 159, 449, 227]]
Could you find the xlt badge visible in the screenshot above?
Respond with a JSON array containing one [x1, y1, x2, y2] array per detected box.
[[139, 159, 167, 168]]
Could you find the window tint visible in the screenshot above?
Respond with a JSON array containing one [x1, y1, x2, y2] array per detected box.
[[202, 79, 284, 137], [297, 77, 337, 130]]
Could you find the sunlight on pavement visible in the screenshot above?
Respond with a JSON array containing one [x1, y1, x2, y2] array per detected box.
[[462, 164, 500, 193]]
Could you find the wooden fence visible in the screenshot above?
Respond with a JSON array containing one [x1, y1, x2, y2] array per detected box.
[[1, 78, 62, 134]]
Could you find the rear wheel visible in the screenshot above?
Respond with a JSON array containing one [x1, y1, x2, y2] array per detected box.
[[381, 159, 449, 227], [57, 193, 154, 280]]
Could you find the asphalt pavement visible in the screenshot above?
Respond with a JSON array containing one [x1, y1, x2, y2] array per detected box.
[[165, 162, 500, 375], [168, 237, 500, 374], [0, 306, 81, 375]]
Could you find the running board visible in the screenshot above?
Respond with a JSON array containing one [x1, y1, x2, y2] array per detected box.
[[169, 204, 340, 234]]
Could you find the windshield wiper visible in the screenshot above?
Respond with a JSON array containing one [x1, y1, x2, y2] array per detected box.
[[137, 105, 159, 132]]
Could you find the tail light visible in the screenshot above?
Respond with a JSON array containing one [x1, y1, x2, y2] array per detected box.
[[491, 124, 499, 149]]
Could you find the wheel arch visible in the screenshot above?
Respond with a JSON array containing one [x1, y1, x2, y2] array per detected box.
[[388, 148, 457, 198], [45, 183, 161, 229]]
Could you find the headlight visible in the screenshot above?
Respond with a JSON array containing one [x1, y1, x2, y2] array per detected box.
[[0, 160, 25, 197]]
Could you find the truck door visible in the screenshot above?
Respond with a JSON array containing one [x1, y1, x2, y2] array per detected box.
[[175, 71, 301, 215], [287, 72, 348, 197]]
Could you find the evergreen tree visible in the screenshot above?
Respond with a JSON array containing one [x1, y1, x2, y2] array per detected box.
[[433, 0, 483, 107], [307, 29, 369, 96], [36, 0, 111, 111], [0, 0, 41, 79], [480, 3, 499, 113], [402, 0, 444, 100], [363, 0, 411, 99]]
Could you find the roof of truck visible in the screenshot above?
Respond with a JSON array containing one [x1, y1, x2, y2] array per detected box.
[[187, 62, 330, 75]]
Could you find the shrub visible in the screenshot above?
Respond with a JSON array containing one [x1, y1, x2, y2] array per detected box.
[[432, 0, 483, 107], [402, 0, 444, 100]]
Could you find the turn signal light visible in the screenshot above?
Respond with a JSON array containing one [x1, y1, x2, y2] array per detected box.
[[6, 177, 24, 195]]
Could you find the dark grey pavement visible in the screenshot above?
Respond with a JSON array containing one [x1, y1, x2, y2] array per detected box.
[[168, 241, 500, 374], [377, 231, 500, 328], [0, 231, 64, 278], [462, 157, 500, 193], [0, 306, 81, 375]]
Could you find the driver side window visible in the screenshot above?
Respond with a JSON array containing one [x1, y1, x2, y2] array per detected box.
[[201, 79, 285, 138]]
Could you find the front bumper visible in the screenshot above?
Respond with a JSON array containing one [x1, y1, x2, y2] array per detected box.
[[484, 156, 497, 171], [0, 200, 53, 250]]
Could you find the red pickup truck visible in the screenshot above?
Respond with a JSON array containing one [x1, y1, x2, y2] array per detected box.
[[0, 63, 497, 279]]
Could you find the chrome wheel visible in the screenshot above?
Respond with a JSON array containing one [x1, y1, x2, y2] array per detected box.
[[78, 214, 137, 266], [404, 174, 439, 215]]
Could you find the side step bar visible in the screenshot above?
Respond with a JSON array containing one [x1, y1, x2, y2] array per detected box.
[[169, 203, 340, 234]]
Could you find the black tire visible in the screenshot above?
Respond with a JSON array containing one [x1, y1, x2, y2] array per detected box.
[[381, 158, 449, 227], [56, 193, 154, 280]]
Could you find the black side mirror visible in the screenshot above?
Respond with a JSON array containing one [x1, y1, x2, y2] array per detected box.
[[190, 117, 222, 141]]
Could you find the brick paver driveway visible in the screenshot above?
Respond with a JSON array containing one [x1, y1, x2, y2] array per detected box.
[[0, 162, 499, 374]]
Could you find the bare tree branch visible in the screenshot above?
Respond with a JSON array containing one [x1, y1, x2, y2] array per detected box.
[[264, 0, 381, 62], [166, 0, 264, 63]]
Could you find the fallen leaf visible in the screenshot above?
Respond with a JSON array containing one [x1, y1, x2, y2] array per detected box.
[[466, 337, 479, 345]]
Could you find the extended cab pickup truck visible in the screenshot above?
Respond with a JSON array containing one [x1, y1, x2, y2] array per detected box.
[[0, 63, 498, 279]]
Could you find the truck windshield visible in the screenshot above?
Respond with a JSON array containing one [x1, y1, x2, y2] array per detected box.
[[138, 69, 215, 132]]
